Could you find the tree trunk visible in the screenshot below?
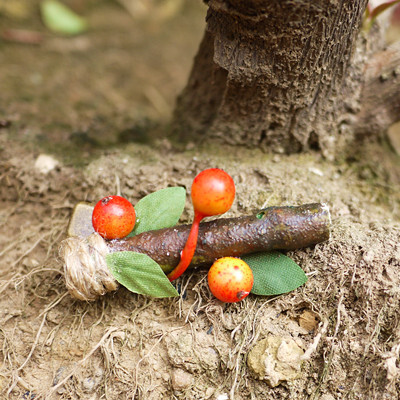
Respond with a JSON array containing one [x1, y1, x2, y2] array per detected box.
[[173, 0, 400, 158]]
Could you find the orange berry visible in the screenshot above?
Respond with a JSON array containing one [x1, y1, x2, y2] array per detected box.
[[191, 168, 235, 217], [92, 195, 136, 239], [208, 257, 253, 303]]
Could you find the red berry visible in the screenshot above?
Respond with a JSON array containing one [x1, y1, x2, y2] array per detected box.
[[191, 168, 235, 217], [92, 195, 136, 239], [208, 257, 253, 303]]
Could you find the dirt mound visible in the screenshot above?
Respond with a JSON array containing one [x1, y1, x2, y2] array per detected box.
[[1, 137, 399, 399]]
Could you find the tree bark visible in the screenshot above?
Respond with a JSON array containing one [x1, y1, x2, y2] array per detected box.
[[173, 0, 400, 158]]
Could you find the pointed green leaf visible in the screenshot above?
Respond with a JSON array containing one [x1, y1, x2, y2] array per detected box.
[[40, 0, 88, 35], [242, 252, 307, 296], [128, 187, 186, 236], [106, 251, 179, 298]]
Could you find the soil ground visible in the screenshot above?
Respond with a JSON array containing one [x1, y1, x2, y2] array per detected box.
[[1, 1, 400, 399]]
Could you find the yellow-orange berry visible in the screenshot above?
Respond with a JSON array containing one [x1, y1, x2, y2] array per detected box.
[[208, 257, 253, 303]]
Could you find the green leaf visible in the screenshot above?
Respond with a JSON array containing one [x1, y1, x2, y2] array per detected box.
[[40, 0, 88, 35], [106, 251, 179, 298], [129, 187, 186, 236], [242, 252, 308, 296]]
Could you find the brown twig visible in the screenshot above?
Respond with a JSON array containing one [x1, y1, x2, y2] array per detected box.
[[109, 203, 331, 273]]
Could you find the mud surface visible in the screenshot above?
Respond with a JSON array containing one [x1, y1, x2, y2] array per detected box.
[[1, 1, 400, 399]]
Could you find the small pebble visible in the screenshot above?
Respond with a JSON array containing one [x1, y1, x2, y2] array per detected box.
[[171, 368, 193, 391], [319, 395, 335, 400], [82, 377, 96, 393], [34, 154, 59, 174]]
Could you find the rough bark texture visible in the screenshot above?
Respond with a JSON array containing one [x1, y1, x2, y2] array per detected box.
[[173, 0, 377, 158]]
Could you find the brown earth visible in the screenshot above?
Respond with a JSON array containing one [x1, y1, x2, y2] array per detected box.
[[1, 1, 400, 399]]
